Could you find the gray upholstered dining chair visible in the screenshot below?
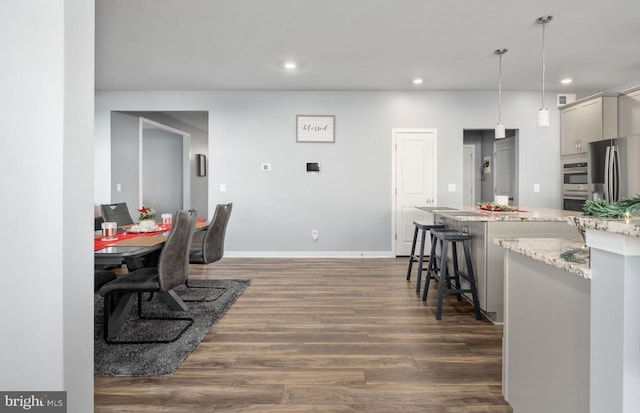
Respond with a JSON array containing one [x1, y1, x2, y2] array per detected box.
[[189, 203, 232, 265], [94, 270, 117, 291], [94, 204, 104, 231], [99, 209, 197, 344], [100, 202, 134, 226]]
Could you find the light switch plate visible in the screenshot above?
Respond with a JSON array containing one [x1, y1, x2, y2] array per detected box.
[[533, 184, 540, 193], [448, 183, 456, 192], [220, 183, 227, 192]]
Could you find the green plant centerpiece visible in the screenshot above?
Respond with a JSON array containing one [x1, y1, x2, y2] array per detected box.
[[582, 194, 640, 218]]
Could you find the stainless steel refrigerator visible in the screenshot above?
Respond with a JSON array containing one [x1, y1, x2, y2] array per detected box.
[[589, 136, 640, 201]]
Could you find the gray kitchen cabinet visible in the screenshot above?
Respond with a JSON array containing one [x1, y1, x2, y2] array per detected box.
[[619, 86, 640, 137], [560, 94, 618, 155]]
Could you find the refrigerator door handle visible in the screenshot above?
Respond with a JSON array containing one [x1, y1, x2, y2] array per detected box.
[[612, 145, 620, 202], [604, 146, 611, 202]]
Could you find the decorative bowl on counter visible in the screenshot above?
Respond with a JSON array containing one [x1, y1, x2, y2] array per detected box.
[[477, 202, 518, 212]]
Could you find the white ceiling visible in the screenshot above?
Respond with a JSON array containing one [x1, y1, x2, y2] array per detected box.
[[95, 0, 640, 95]]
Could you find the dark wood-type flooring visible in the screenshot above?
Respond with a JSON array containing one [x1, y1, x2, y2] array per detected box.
[[94, 258, 512, 412]]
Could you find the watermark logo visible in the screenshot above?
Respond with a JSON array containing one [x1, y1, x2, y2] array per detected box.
[[0, 392, 65, 412]]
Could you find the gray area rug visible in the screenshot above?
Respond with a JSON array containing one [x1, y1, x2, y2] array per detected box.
[[94, 279, 250, 376]]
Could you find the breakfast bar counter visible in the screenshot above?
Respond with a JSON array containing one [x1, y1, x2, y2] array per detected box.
[[497, 215, 640, 413], [418, 205, 577, 222], [417, 206, 580, 323]]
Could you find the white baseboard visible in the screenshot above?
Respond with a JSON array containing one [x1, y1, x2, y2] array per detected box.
[[224, 251, 394, 258]]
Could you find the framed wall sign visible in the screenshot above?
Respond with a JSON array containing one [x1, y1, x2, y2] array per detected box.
[[296, 115, 335, 143]]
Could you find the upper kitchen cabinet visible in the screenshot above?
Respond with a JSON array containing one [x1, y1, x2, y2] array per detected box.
[[619, 86, 640, 137], [560, 94, 618, 155]]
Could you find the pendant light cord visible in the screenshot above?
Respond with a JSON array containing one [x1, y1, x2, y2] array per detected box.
[[498, 53, 503, 123], [541, 21, 546, 108], [495, 49, 507, 125], [536, 16, 553, 108]]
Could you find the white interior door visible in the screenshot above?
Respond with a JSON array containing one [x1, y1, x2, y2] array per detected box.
[[393, 129, 437, 256], [494, 137, 515, 201], [463, 145, 475, 206]]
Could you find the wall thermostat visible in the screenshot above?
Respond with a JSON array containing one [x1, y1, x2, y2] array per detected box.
[[306, 162, 320, 172]]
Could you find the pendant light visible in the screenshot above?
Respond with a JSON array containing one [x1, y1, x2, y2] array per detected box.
[[495, 49, 508, 139], [536, 16, 553, 127]]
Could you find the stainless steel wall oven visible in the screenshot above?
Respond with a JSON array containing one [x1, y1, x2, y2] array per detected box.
[[562, 155, 588, 211]]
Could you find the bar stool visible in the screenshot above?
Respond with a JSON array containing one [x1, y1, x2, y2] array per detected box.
[[423, 229, 482, 320], [406, 222, 445, 293]]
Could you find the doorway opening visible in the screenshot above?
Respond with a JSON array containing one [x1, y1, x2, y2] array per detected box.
[[139, 117, 191, 216], [109, 111, 209, 221], [462, 129, 519, 207]]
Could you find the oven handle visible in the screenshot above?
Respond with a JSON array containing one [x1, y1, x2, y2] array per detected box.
[[563, 168, 588, 174], [562, 191, 588, 200]]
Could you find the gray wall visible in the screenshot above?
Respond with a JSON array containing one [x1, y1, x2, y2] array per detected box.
[[109, 111, 209, 220], [110, 112, 139, 216], [96, 90, 563, 256]]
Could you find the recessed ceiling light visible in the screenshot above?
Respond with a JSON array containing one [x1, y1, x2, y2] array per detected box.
[[561, 78, 573, 84], [283, 61, 298, 70], [412, 78, 423, 85]]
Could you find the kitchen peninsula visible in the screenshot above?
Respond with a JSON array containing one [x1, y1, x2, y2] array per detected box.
[[497, 216, 640, 413], [417, 206, 580, 323]]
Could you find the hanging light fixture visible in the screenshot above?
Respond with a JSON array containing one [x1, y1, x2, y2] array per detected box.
[[536, 15, 553, 127], [495, 48, 508, 139]]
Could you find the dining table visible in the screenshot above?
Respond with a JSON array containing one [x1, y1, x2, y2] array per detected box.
[[94, 220, 209, 338]]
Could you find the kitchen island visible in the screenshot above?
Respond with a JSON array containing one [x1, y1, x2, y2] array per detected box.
[[418, 206, 580, 323], [498, 237, 590, 413], [498, 215, 640, 413]]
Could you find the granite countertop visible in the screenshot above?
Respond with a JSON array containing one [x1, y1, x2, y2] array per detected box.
[[495, 237, 591, 279], [419, 205, 577, 222], [568, 215, 640, 238]]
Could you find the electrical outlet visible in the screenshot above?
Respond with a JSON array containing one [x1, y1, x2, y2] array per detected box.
[[311, 229, 319, 240]]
